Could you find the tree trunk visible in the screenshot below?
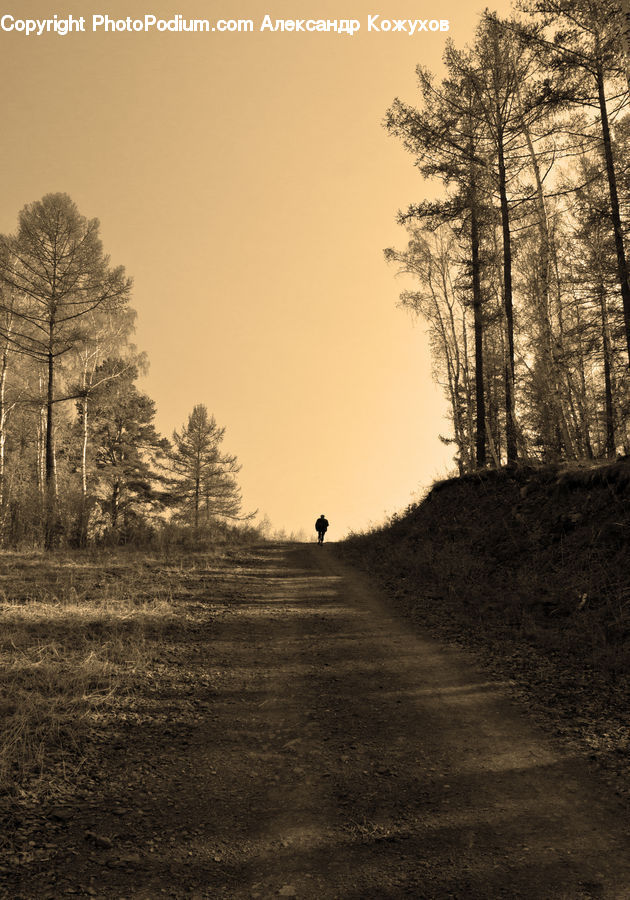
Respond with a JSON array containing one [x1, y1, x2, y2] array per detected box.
[[497, 128, 518, 463], [520, 113, 576, 459], [44, 337, 55, 548], [0, 340, 9, 512], [37, 399, 45, 503], [111, 482, 120, 529], [470, 163, 486, 468], [573, 300, 594, 459], [596, 55, 630, 364], [78, 371, 90, 546], [485, 413, 500, 468], [0, 295, 15, 524], [599, 280, 616, 457], [52, 431, 59, 501]]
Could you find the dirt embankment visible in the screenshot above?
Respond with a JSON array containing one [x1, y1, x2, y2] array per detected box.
[[337, 460, 630, 800]]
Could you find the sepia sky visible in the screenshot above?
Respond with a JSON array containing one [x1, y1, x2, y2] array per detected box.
[[0, 0, 512, 537]]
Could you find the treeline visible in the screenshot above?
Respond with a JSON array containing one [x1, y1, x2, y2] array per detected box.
[[0, 193, 247, 548], [387, 0, 630, 473]]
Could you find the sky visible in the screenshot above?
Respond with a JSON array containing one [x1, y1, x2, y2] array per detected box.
[[0, 0, 513, 538]]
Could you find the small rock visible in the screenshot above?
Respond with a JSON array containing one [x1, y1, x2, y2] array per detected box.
[[278, 887, 297, 897]]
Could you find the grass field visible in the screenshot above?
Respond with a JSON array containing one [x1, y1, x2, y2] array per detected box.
[[0, 541, 237, 801]]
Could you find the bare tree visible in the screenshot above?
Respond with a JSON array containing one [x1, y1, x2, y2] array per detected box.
[[386, 226, 477, 473]]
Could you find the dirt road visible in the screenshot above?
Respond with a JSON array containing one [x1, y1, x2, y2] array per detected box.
[[11, 543, 630, 898]]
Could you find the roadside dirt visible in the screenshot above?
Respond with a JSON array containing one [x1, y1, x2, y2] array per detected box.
[[4, 542, 630, 899]]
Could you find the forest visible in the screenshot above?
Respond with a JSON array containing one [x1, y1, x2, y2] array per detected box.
[[386, 0, 630, 474], [0, 193, 248, 550]]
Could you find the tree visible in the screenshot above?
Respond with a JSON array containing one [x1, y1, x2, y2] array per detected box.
[[386, 63, 490, 467], [386, 3, 630, 469], [170, 405, 246, 526], [0, 193, 132, 545], [70, 306, 138, 544], [386, 226, 478, 473], [518, 0, 630, 362], [387, 13, 554, 465], [87, 360, 169, 535], [568, 150, 630, 457], [0, 247, 19, 511], [449, 16, 545, 463]]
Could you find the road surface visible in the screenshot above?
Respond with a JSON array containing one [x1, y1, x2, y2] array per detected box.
[[12, 543, 630, 899]]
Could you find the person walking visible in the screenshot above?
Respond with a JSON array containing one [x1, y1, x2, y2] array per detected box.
[[315, 514, 329, 544]]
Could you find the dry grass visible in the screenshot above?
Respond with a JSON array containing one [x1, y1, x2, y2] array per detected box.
[[0, 547, 219, 799]]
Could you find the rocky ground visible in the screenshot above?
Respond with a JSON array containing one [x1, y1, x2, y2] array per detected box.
[[2, 542, 630, 898]]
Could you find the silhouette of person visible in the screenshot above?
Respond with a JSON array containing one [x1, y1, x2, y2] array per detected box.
[[315, 514, 329, 544]]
